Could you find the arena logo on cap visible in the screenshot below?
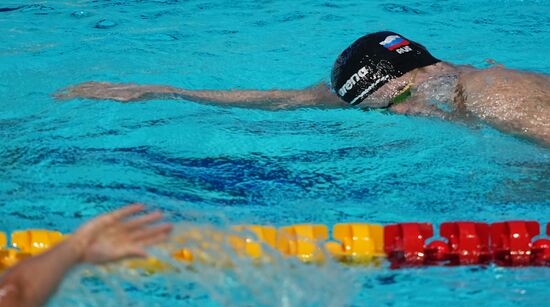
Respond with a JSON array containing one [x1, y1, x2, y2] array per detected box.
[[379, 35, 410, 51], [338, 66, 371, 97]]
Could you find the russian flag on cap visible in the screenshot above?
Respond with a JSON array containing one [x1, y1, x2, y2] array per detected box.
[[379, 35, 410, 51]]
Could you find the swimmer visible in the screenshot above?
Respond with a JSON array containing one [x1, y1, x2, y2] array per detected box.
[[54, 31, 550, 145], [0, 204, 173, 307]]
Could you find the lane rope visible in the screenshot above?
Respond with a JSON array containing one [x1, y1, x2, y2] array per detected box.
[[1, 220, 549, 271]]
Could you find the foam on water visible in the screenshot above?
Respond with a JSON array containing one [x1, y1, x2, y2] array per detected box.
[[51, 221, 359, 307]]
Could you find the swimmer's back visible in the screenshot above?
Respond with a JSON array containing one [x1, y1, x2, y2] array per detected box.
[[458, 66, 550, 145]]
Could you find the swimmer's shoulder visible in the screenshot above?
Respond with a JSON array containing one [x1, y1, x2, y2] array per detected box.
[[460, 66, 550, 93]]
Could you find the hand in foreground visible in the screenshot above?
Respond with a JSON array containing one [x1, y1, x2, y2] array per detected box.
[[70, 203, 173, 264], [53, 81, 151, 102]]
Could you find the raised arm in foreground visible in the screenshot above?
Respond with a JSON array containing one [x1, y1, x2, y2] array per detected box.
[[0, 204, 172, 307], [54, 81, 346, 110]]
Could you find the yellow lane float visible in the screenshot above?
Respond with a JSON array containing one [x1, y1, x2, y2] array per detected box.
[[231, 225, 277, 259], [0, 224, 386, 272], [11, 230, 64, 255], [277, 224, 328, 262], [0, 232, 6, 248], [325, 223, 384, 264], [0, 230, 64, 271]]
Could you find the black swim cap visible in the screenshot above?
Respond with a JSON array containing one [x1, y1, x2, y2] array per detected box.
[[331, 31, 440, 105]]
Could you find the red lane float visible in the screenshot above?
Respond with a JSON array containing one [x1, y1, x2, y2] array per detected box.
[[384, 222, 433, 265], [429, 222, 491, 265], [491, 221, 538, 266], [384, 222, 491, 267], [384, 221, 550, 267], [533, 223, 550, 265]]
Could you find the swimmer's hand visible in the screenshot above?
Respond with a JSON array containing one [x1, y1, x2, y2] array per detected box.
[[70, 203, 173, 264], [54, 82, 141, 102], [53, 82, 181, 102], [0, 204, 172, 307]]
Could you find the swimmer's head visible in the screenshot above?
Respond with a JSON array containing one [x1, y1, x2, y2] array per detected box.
[[331, 31, 440, 107]]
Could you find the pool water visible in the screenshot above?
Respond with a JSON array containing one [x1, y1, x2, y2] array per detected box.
[[0, 0, 549, 306]]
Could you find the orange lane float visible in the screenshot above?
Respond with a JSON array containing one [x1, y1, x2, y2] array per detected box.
[[1, 221, 549, 272]]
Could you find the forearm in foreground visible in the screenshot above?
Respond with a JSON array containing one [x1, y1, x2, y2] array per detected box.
[[0, 239, 82, 307]]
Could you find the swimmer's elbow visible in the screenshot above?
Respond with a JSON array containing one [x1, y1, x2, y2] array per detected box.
[[289, 85, 346, 109]]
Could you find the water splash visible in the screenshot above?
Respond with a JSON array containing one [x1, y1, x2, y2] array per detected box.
[[50, 215, 360, 306]]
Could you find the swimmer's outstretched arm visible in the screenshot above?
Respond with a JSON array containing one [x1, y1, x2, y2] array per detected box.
[[54, 81, 449, 116], [54, 81, 347, 110], [0, 204, 172, 307]]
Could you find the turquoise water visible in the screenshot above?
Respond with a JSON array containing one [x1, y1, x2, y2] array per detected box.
[[1, 0, 549, 306]]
